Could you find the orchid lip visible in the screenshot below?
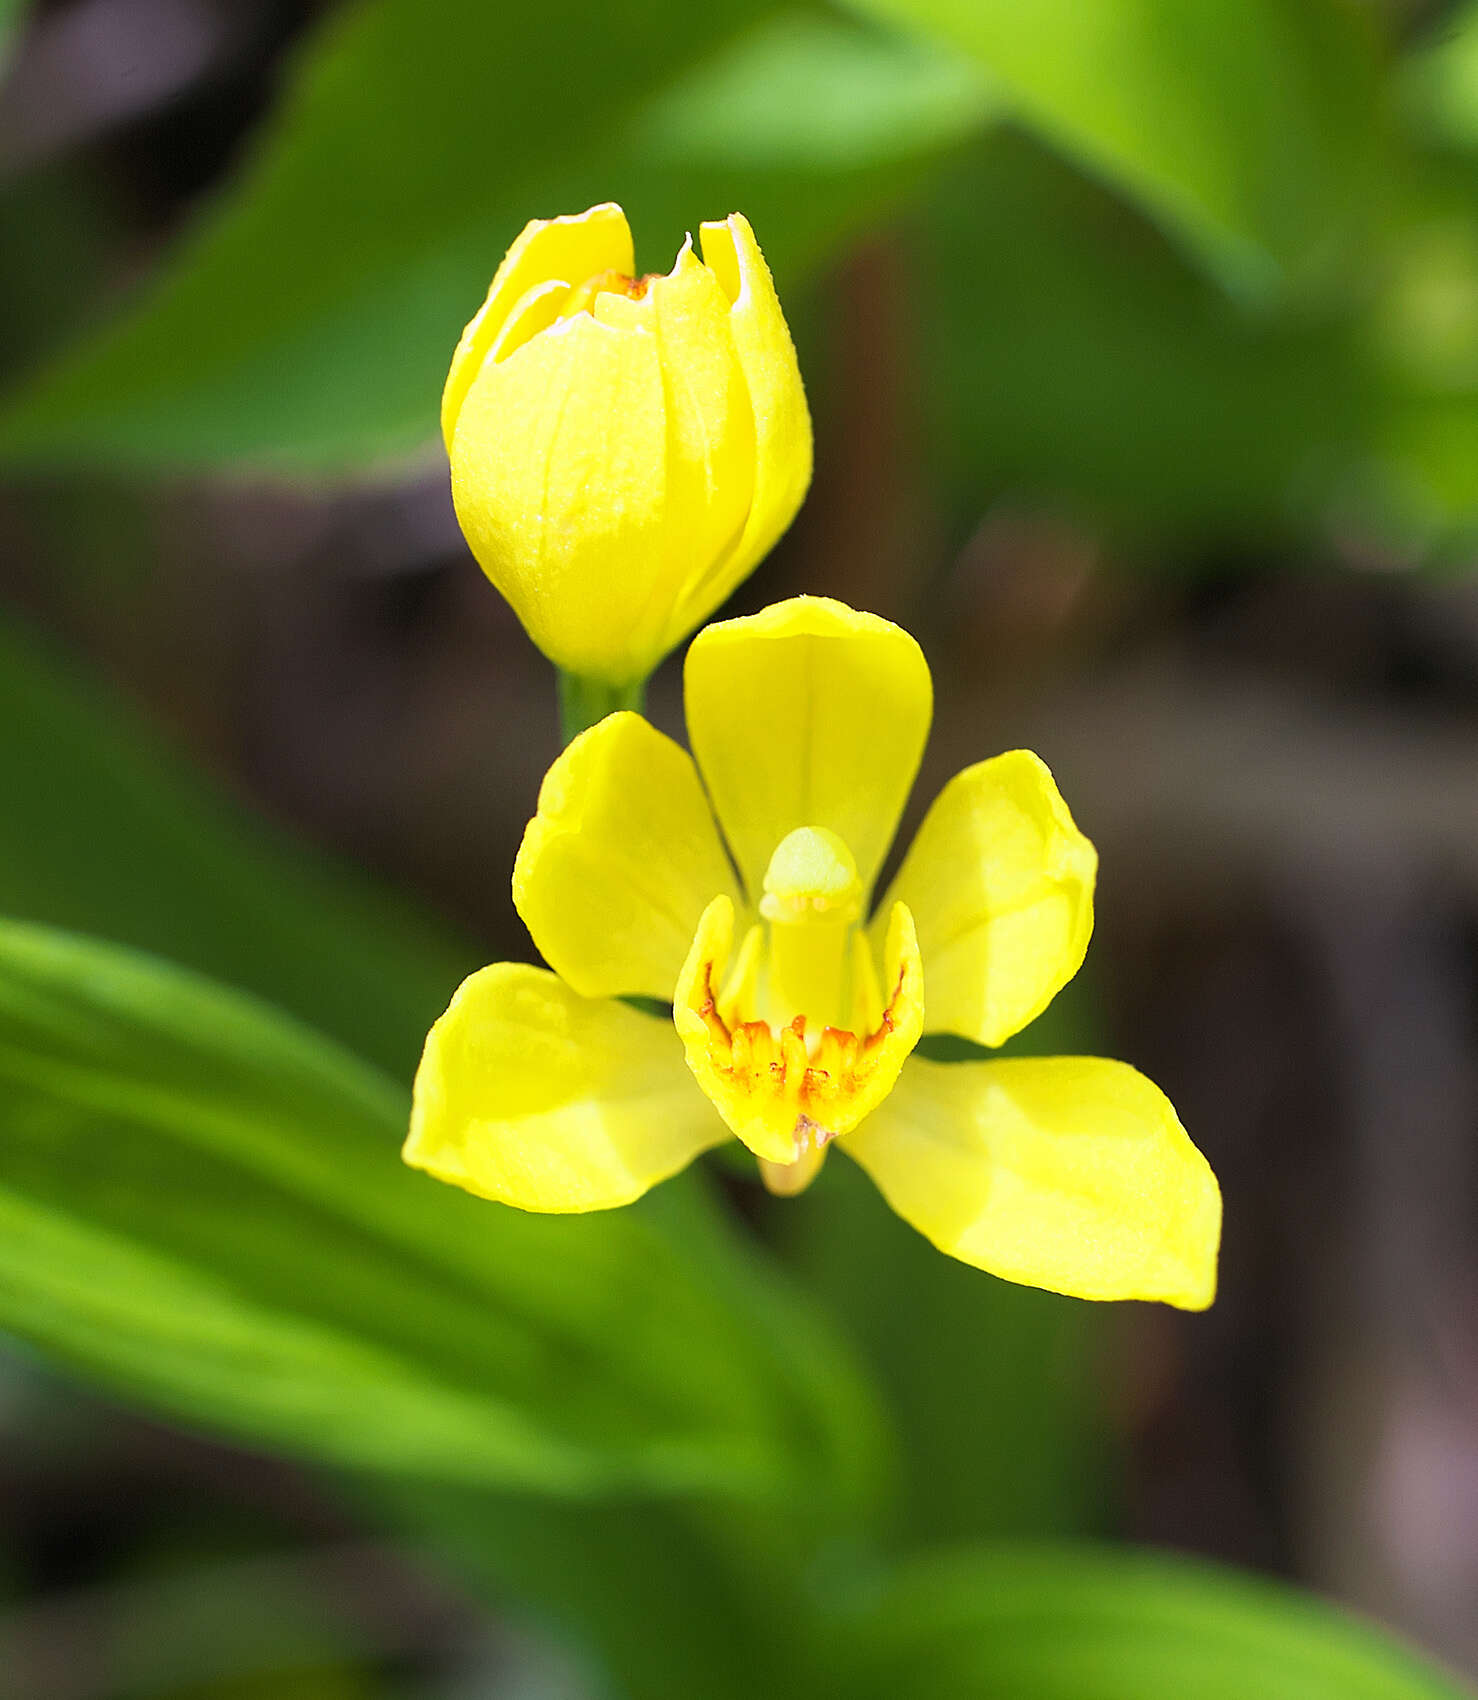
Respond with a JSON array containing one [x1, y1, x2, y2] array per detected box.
[[672, 888, 925, 1171]]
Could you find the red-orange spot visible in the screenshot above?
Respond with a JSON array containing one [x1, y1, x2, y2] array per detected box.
[[564, 269, 656, 316], [694, 960, 911, 1142]]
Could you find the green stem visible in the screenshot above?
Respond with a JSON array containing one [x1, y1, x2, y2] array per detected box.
[[557, 671, 646, 746]]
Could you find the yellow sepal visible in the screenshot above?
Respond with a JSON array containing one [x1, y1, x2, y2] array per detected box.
[[513, 711, 743, 1001], [405, 962, 726, 1213], [684, 596, 932, 901], [845, 1054, 1220, 1310]]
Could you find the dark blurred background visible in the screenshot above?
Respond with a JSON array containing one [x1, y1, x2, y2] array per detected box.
[[2, 0, 1478, 1693]]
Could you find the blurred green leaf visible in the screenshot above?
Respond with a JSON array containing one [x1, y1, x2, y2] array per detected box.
[[0, 3, 992, 471], [0, 0, 24, 76], [851, 0, 1385, 298], [832, 1545, 1473, 1700], [631, 11, 991, 171], [396, 1485, 830, 1700], [0, 164, 122, 382], [0, 917, 887, 1513], [1401, 1, 1478, 157], [1347, 148, 1478, 553], [914, 133, 1371, 547], [0, 615, 473, 1080]]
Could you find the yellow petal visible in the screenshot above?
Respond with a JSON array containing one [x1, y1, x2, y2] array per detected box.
[[875, 750, 1097, 1047], [451, 309, 662, 681], [450, 241, 753, 685], [513, 711, 744, 1002], [662, 214, 813, 646], [442, 203, 632, 451], [405, 963, 726, 1213], [684, 596, 932, 900], [845, 1055, 1220, 1309], [640, 239, 757, 662]]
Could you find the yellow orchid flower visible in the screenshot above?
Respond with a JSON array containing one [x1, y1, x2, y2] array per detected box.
[[405, 597, 1221, 1310], [443, 202, 811, 689]]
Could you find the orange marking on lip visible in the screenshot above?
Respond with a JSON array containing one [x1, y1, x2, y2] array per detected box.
[[694, 959, 911, 1143]]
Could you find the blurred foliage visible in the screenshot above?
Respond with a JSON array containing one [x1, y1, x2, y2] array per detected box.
[[1405, 0, 1478, 156], [853, 0, 1384, 298], [0, 916, 884, 1505], [832, 1546, 1475, 1699], [912, 131, 1367, 547], [0, 616, 470, 1080], [0, 1, 22, 81], [394, 1484, 834, 1700]]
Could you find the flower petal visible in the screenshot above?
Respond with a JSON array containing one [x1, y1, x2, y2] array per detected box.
[[684, 596, 931, 901], [451, 308, 668, 682], [514, 712, 743, 1002], [441, 203, 632, 451], [405, 963, 727, 1213], [875, 750, 1097, 1047], [662, 214, 813, 646], [844, 1054, 1220, 1309], [639, 239, 757, 666]]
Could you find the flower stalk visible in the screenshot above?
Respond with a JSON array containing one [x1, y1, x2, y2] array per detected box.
[[558, 670, 644, 746]]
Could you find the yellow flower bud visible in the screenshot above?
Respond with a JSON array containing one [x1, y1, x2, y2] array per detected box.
[[443, 203, 813, 686]]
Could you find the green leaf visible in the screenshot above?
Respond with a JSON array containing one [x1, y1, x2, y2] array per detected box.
[[1402, 2, 1478, 157], [0, 614, 474, 1080], [0, 0, 25, 69], [391, 1484, 830, 1700], [850, 0, 1385, 297], [0, 3, 992, 472], [630, 10, 992, 172], [833, 1545, 1474, 1700], [913, 133, 1370, 546], [1347, 150, 1478, 553], [0, 916, 887, 1513], [0, 0, 24, 57]]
